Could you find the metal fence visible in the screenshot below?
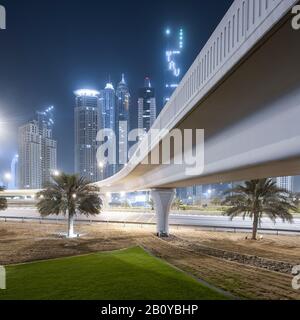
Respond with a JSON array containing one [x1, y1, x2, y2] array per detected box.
[[1, 215, 299, 236]]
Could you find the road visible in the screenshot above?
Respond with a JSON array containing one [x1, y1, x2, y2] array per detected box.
[[1, 207, 300, 233]]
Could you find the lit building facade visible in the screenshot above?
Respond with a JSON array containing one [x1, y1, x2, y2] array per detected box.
[[163, 27, 184, 105], [99, 82, 117, 179], [276, 176, 293, 193], [18, 106, 57, 189], [116, 74, 130, 171], [9, 154, 19, 189], [18, 121, 42, 189], [138, 77, 157, 133], [36, 106, 57, 186], [74, 90, 101, 182]]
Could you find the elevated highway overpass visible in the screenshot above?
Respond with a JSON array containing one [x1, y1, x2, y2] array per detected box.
[[94, 0, 300, 235]]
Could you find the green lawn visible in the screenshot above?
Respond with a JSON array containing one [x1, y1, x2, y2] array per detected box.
[[0, 247, 227, 300]]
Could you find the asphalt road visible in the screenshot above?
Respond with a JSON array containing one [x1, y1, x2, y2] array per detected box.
[[1, 207, 300, 232]]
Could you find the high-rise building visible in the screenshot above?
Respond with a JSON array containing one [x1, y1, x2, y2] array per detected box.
[[116, 74, 130, 171], [36, 106, 57, 186], [74, 89, 101, 182], [9, 154, 19, 189], [163, 27, 184, 105], [276, 176, 293, 193], [101, 82, 116, 132], [18, 121, 42, 189], [138, 77, 157, 133], [99, 81, 117, 179], [18, 106, 57, 189]]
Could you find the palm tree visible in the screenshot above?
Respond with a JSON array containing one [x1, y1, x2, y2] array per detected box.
[[222, 179, 297, 240], [172, 198, 183, 210], [36, 174, 102, 238], [0, 187, 7, 211]]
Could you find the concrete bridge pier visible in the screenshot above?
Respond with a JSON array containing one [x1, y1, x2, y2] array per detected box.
[[99, 193, 109, 209], [151, 188, 175, 237]]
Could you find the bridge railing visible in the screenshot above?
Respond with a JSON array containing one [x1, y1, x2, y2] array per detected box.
[[153, 0, 295, 133], [97, 0, 297, 188], [139, 0, 297, 167]]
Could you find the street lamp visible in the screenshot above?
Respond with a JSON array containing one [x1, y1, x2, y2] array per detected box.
[[1, 172, 11, 189], [53, 170, 60, 177], [4, 173, 11, 181]]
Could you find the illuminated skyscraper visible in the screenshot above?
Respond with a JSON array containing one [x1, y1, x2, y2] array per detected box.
[[116, 74, 130, 171], [36, 106, 57, 186], [276, 176, 293, 193], [99, 81, 117, 178], [101, 82, 116, 133], [9, 154, 19, 189], [164, 27, 184, 105], [74, 89, 101, 182], [138, 77, 157, 133], [18, 106, 57, 189], [18, 121, 42, 189]]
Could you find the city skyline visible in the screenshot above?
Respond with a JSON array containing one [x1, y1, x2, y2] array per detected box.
[[0, 0, 299, 192], [0, 0, 234, 174]]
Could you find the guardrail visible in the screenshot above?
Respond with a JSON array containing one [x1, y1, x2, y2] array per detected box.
[[1, 215, 299, 235]]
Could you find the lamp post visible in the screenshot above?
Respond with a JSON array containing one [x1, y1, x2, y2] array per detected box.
[[2, 172, 11, 189]]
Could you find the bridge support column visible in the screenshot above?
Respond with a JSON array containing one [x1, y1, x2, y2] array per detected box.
[[151, 189, 175, 237], [99, 193, 109, 209]]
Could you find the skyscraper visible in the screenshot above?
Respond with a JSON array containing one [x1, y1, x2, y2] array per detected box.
[[138, 77, 157, 133], [276, 176, 293, 193], [74, 89, 101, 182], [18, 106, 57, 189], [9, 154, 19, 189], [18, 120, 42, 189], [116, 74, 130, 171], [36, 106, 57, 186], [99, 81, 117, 178], [164, 27, 184, 105]]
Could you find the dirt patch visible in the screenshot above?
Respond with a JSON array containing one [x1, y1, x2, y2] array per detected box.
[[0, 221, 300, 300], [164, 235, 294, 274]]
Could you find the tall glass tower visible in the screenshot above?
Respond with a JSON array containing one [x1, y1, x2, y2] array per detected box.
[[36, 106, 57, 186], [74, 89, 100, 182], [138, 77, 157, 133], [9, 154, 19, 189], [276, 176, 293, 192], [116, 74, 130, 171], [164, 27, 184, 105], [99, 81, 117, 178], [18, 106, 57, 189]]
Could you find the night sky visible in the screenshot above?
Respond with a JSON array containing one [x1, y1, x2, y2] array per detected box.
[[0, 0, 234, 174]]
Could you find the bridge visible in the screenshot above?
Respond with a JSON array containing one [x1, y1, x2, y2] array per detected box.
[[1, 0, 300, 236], [95, 0, 300, 235]]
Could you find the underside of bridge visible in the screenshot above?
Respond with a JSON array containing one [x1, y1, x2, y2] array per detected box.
[[97, 13, 300, 194]]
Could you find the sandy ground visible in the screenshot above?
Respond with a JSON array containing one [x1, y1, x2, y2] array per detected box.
[[0, 221, 299, 300]]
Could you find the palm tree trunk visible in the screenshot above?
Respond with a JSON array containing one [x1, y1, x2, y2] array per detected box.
[[67, 211, 75, 238], [252, 212, 259, 240]]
